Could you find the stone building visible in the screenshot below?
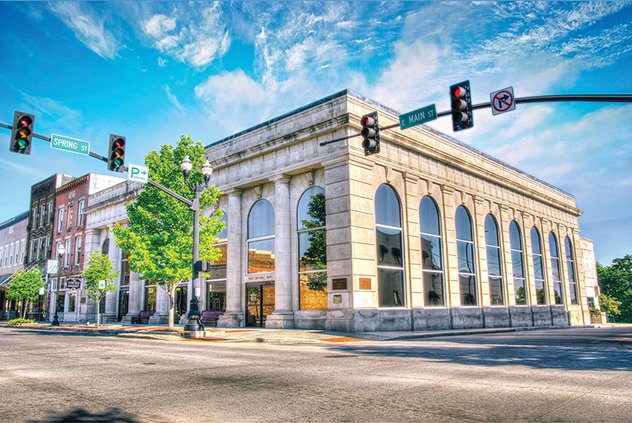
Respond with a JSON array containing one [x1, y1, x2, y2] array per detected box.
[[49, 173, 125, 323], [0, 211, 28, 319], [203, 90, 594, 332]]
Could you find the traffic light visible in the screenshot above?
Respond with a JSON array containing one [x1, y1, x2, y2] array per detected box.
[[10, 111, 35, 154], [450, 81, 473, 132], [360, 111, 380, 156], [108, 134, 126, 172]]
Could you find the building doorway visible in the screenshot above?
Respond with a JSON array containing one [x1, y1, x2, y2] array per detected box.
[[117, 289, 129, 322], [245, 282, 274, 327], [174, 285, 188, 322]]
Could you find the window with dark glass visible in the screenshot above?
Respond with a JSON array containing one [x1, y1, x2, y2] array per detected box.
[[485, 214, 504, 305], [247, 200, 275, 274], [456, 206, 477, 306], [298, 186, 327, 310], [565, 236, 578, 305], [375, 185, 405, 307], [420, 196, 444, 306], [549, 232, 563, 304], [531, 227, 547, 305], [510, 221, 527, 305], [67, 292, 76, 312]]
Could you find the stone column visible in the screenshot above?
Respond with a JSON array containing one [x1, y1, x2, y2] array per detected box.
[[441, 186, 457, 308], [103, 229, 119, 322], [266, 175, 294, 329], [218, 190, 244, 328]]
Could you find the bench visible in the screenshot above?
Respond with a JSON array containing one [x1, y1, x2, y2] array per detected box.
[[200, 310, 225, 327], [131, 310, 155, 324]]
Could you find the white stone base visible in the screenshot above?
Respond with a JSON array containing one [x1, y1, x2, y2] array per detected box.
[[265, 311, 295, 329]]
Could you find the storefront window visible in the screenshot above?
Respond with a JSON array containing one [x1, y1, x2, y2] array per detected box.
[[485, 214, 504, 305], [531, 227, 547, 305], [510, 221, 527, 305], [549, 233, 564, 304], [565, 237, 578, 305], [144, 285, 157, 311], [297, 187, 327, 309], [456, 206, 477, 306], [420, 196, 444, 306], [247, 200, 275, 273], [375, 185, 405, 308]]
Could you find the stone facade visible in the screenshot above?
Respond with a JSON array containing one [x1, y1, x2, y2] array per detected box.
[[206, 90, 595, 332]]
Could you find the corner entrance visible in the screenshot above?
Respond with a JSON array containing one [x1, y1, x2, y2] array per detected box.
[[245, 282, 274, 327]]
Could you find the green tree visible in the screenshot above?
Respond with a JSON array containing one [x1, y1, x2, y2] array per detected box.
[[6, 267, 44, 319], [83, 252, 119, 327], [597, 255, 632, 323], [113, 136, 224, 329], [598, 293, 621, 319]]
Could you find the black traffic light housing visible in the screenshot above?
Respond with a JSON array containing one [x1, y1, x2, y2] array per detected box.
[[360, 111, 380, 156], [10, 111, 35, 155], [108, 134, 126, 172], [450, 81, 474, 132]]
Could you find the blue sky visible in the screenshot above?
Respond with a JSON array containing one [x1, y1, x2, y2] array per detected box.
[[0, 1, 631, 264]]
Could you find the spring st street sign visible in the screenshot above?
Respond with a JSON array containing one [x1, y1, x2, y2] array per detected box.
[[50, 133, 90, 156]]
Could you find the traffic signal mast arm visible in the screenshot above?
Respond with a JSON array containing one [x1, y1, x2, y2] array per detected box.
[[0, 122, 192, 207], [319, 94, 632, 146]]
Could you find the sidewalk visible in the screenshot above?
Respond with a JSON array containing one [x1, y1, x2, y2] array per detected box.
[[1, 321, 608, 344]]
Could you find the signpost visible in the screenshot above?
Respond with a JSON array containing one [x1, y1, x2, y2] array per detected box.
[[46, 259, 58, 274], [399, 104, 437, 130], [50, 134, 90, 156], [128, 163, 149, 184]]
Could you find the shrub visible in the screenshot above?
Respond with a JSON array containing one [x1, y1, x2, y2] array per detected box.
[[7, 318, 36, 325]]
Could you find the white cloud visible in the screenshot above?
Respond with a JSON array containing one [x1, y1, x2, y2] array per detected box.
[[140, 3, 230, 68], [163, 85, 184, 115], [48, 1, 120, 59]]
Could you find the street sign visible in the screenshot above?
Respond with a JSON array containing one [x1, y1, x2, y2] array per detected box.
[[47, 259, 58, 274], [128, 163, 149, 183], [50, 133, 90, 156], [399, 104, 437, 130], [490, 87, 516, 115]]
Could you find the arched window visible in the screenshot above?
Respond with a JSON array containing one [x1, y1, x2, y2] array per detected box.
[[549, 232, 563, 304], [101, 238, 109, 255], [456, 206, 477, 306], [531, 227, 547, 305], [510, 221, 527, 305], [485, 214, 504, 305], [297, 186, 327, 310], [247, 200, 275, 274], [565, 236, 578, 305], [207, 211, 227, 311], [375, 185, 405, 307], [420, 196, 444, 306]]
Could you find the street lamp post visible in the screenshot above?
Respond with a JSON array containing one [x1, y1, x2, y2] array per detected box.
[[181, 155, 213, 332], [51, 244, 65, 326]]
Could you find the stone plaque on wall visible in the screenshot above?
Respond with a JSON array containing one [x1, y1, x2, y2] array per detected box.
[[332, 278, 347, 290], [333, 295, 342, 304], [359, 278, 371, 290]]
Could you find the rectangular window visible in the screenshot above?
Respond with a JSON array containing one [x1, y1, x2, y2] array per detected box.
[[36, 238, 43, 260], [45, 235, 51, 259], [48, 201, 54, 224], [64, 239, 71, 267], [57, 209, 64, 233], [31, 207, 38, 228], [20, 240, 25, 264], [9, 244, 14, 266], [40, 204, 46, 228], [77, 200, 85, 227], [56, 291, 64, 312], [67, 293, 76, 312], [247, 239, 275, 274], [0, 248, 4, 268], [74, 236, 82, 265], [15, 241, 20, 265]]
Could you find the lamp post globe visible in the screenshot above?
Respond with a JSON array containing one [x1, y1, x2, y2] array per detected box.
[[51, 244, 65, 326]]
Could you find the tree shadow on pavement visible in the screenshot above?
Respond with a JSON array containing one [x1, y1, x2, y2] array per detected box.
[[29, 407, 140, 423]]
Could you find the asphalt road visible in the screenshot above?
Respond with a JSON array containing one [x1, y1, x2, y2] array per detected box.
[[1, 326, 631, 422]]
